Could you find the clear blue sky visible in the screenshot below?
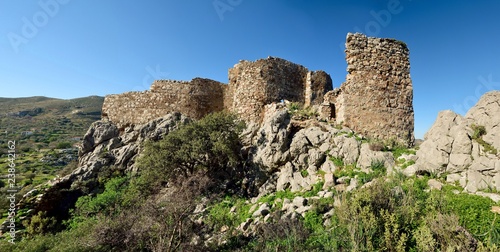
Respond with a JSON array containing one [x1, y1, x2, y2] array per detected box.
[[1, 0, 499, 139]]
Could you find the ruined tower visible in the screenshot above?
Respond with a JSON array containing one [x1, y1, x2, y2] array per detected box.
[[226, 57, 332, 122], [324, 33, 415, 146]]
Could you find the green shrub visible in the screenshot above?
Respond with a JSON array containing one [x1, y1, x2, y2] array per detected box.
[[22, 211, 57, 237], [300, 170, 309, 177], [56, 142, 72, 149], [136, 112, 245, 195], [472, 124, 487, 139], [330, 156, 344, 167]]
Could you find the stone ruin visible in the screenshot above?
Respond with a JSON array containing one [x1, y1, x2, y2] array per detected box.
[[102, 57, 332, 126], [102, 33, 415, 146], [320, 33, 414, 146]]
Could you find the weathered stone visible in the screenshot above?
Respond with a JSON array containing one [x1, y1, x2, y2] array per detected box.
[[465, 91, 500, 151], [295, 205, 311, 216], [320, 159, 337, 174], [252, 203, 270, 217], [476, 192, 500, 202], [323, 173, 335, 190], [465, 171, 490, 193], [401, 164, 417, 177], [276, 162, 299, 192], [292, 196, 307, 208], [357, 143, 395, 170], [330, 135, 360, 165], [427, 179, 443, 191], [80, 121, 119, 155], [252, 104, 292, 172], [325, 33, 414, 146]]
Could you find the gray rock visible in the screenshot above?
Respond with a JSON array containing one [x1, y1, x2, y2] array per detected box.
[[346, 177, 358, 192], [251, 104, 292, 172], [252, 203, 270, 217], [476, 192, 500, 202], [80, 121, 119, 155], [277, 162, 298, 191], [323, 173, 335, 190], [465, 91, 500, 151], [330, 135, 360, 165], [465, 170, 490, 192], [427, 179, 443, 190], [357, 143, 394, 171], [292, 196, 307, 208], [295, 205, 311, 216], [402, 164, 417, 177], [415, 110, 460, 174], [320, 159, 337, 174]]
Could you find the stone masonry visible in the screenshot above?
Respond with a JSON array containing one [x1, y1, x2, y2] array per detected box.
[[226, 57, 332, 122], [102, 78, 225, 129], [102, 33, 414, 146], [321, 33, 414, 146], [102, 57, 332, 128]]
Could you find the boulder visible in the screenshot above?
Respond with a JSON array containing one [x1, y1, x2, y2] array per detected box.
[[357, 143, 395, 170], [251, 104, 292, 172]]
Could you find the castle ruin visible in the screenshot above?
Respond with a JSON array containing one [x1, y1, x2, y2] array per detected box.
[[321, 33, 414, 146], [102, 33, 414, 146]]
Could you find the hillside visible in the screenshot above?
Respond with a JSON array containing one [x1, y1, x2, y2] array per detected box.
[[1, 91, 499, 251], [0, 96, 104, 231]]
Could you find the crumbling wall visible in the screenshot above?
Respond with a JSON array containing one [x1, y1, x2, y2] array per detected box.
[[102, 78, 225, 129], [338, 33, 414, 146], [226, 57, 332, 121]]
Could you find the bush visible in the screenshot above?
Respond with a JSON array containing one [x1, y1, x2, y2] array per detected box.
[[472, 124, 487, 139], [136, 112, 245, 195], [22, 211, 57, 237], [56, 142, 72, 149]]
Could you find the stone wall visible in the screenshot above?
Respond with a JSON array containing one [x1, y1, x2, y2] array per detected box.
[[102, 78, 225, 129], [102, 33, 414, 146], [323, 33, 414, 146], [226, 57, 332, 122]]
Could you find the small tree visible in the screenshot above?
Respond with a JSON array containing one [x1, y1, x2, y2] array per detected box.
[[137, 112, 245, 194]]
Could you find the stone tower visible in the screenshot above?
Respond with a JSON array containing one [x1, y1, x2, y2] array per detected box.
[[226, 57, 332, 122], [324, 33, 414, 146]]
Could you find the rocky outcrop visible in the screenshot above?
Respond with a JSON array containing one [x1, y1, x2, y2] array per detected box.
[[415, 91, 500, 193], [16, 112, 191, 220], [245, 104, 394, 197]]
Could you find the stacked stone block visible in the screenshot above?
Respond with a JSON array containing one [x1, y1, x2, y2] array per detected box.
[[323, 33, 414, 146], [102, 78, 225, 129]]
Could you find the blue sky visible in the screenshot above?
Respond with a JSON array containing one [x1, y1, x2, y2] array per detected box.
[[0, 0, 499, 139]]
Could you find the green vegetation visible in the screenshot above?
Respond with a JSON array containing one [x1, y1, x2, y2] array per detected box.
[[333, 159, 386, 185], [3, 109, 500, 251], [471, 124, 498, 155], [287, 102, 319, 119], [0, 96, 104, 224]]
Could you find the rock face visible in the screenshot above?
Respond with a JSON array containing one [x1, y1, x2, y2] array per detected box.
[[321, 33, 414, 147], [415, 91, 500, 192], [17, 112, 190, 220]]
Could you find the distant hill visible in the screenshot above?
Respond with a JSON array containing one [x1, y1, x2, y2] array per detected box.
[[0, 96, 105, 222], [0, 96, 104, 140], [0, 96, 104, 149]]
